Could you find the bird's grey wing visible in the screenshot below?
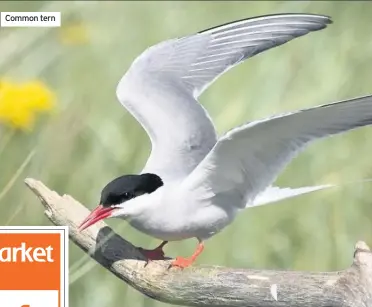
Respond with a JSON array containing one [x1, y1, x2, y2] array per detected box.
[[179, 13, 332, 98], [251, 184, 336, 207], [180, 95, 372, 208], [116, 14, 332, 182]]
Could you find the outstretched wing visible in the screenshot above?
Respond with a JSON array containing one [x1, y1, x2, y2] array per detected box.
[[116, 14, 332, 182], [180, 95, 372, 208]]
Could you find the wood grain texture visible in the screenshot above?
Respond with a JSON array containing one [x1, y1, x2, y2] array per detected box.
[[24, 178, 372, 307]]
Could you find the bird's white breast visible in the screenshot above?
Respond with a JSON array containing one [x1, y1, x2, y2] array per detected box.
[[126, 185, 239, 241]]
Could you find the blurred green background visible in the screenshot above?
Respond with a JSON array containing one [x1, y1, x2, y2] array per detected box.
[[0, 1, 372, 306]]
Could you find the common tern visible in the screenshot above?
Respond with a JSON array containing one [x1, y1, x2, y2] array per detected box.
[[79, 13, 372, 268]]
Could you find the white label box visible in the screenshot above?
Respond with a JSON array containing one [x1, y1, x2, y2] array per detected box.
[[0, 12, 61, 27]]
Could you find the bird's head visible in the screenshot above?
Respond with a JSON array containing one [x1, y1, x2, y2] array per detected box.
[[78, 173, 163, 231]]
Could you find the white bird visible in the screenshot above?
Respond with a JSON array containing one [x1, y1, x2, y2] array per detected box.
[[79, 13, 372, 268]]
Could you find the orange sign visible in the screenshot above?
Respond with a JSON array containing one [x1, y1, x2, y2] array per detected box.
[[0, 226, 68, 307]]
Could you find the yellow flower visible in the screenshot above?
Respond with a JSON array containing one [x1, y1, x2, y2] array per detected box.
[[59, 22, 90, 46], [58, 12, 90, 46], [0, 79, 55, 131], [19, 80, 55, 112]]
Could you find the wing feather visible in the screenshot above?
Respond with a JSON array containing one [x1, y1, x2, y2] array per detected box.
[[116, 14, 332, 182], [181, 95, 372, 208]]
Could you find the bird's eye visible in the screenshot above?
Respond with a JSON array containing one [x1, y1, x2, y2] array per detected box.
[[122, 192, 133, 199]]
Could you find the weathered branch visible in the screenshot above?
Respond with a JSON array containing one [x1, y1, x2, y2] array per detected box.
[[24, 178, 372, 307]]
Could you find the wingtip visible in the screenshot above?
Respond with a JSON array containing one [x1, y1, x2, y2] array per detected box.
[[319, 14, 333, 24], [198, 13, 333, 35]]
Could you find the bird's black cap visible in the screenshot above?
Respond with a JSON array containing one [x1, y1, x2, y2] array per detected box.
[[100, 173, 163, 207]]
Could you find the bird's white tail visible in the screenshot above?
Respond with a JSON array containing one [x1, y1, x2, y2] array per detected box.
[[249, 179, 372, 208]]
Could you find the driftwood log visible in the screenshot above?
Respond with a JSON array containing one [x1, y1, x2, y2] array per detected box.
[[24, 178, 372, 307]]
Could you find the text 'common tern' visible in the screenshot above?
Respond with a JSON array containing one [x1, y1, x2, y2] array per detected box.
[[79, 13, 372, 268]]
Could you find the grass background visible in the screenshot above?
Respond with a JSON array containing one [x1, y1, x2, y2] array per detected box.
[[1, 1, 372, 306]]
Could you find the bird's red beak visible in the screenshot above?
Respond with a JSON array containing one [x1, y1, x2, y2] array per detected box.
[[78, 205, 115, 231]]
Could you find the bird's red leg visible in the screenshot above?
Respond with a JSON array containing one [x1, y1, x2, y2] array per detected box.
[[138, 241, 168, 261], [170, 241, 204, 269]]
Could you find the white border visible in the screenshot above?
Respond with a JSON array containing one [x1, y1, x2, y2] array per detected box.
[[0, 226, 69, 307]]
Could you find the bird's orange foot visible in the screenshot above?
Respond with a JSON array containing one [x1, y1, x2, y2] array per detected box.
[[169, 256, 195, 269], [138, 247, 166, 261], [169, 242, 204, 269]]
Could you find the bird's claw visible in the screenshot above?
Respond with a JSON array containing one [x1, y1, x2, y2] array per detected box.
[[168, 256, 194, 269]]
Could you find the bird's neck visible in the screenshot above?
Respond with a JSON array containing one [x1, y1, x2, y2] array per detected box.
[[117, 187, 165, 220]]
